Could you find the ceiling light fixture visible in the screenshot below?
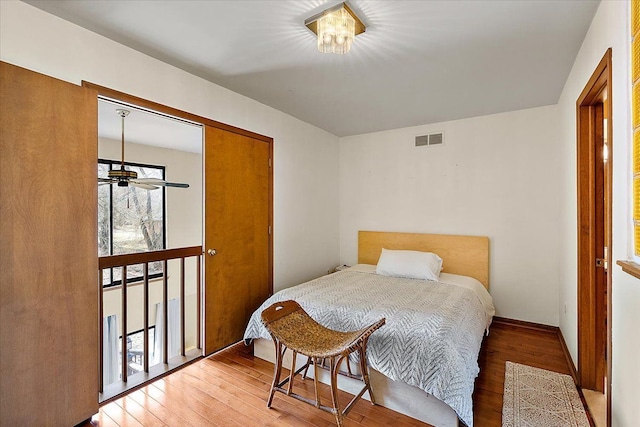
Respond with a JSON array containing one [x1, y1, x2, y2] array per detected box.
[[305, 2, 365, 54]]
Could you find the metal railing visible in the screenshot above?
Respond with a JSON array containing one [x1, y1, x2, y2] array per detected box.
[[98, 246, 202, 392]]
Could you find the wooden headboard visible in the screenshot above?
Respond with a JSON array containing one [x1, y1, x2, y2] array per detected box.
[[358, 231, 490, 289]]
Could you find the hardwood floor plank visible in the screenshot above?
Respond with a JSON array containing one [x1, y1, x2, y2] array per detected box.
[[211, 349, 400, 424], [196, 356, 340, 423], [194, 361, 340, 427], [174, 368, 271, 411], [151, 379, 245, 427], [90, 410, 121, 427], [92, 321, 574, 427], [473, 321, 574, 426], [126, 390, 195, 427], [203, 350, 424, 426], [101, 400, 145, 427], [211, 349, 429, 427], [164, 370, 276, 427], [199, 368, 340, 425], [207, 350, 421, 426], [141, 383, 219, 426], [116, 395, 166, 427]]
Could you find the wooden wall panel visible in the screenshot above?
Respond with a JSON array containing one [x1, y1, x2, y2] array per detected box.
[[0, 62, 98, 425], [358, 230, 490, 288]]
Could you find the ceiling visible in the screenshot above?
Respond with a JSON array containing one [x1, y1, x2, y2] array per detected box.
[[27, 0, 599, 137], [99, 99, 203, 153]]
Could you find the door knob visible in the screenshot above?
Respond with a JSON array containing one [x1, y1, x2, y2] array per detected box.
[[207, 249, 217, 256]]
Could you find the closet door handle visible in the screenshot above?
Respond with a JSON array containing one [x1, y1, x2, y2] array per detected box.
[[207, 249, 217, 257]]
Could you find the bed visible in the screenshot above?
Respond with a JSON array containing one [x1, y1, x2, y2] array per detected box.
[[243, 231, 494, 427]]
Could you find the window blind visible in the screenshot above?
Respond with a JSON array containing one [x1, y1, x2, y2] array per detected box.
[[633, 0, 640, 254]]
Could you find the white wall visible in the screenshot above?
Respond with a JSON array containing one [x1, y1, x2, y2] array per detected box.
[[0, 0, 341, 291], [339, 105, 561, 325], [557, 1, 639, 426]]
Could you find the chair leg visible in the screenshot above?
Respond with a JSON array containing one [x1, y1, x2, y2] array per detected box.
[[302, 356, 311, 379], [287, 350, 297, 395], [329, 356, 344, 426], [359, 345, 376, 405], [346, 356, 353, 376], [313, 357, 321, 408], [267, 341, 283, 408]]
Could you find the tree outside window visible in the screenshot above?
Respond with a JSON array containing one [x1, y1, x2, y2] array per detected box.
[[98, 159, 166, 287]]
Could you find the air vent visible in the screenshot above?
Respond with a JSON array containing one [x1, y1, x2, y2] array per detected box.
[[428, 133, 443, 145], [415, 135, 429, 146], [415, 132, 444, 147]]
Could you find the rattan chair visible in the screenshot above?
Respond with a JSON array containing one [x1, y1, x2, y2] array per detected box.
[[260, 300, 385, 426]]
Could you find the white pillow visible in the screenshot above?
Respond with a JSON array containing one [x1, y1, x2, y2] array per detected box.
[[375, 248, 443, 281]]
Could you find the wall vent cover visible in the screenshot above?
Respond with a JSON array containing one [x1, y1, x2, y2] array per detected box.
[[415, 132, 444, 147]]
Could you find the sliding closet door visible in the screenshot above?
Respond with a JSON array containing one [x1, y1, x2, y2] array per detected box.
[[203, 125, 272, 355], [0, 62, 98, 424]]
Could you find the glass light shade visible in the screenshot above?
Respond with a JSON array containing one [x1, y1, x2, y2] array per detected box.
[[317, 7, 355, 54]]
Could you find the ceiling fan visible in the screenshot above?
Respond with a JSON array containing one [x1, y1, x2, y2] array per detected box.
[[98, 109, 189, 190]]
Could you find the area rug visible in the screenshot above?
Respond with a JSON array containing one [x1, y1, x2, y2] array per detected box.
[[502, 361, 590, 427]]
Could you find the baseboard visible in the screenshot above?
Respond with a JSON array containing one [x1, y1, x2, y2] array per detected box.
[[556, 327, 578, 384], [493, 317, 578, 384], [493, 316, 558, 333]]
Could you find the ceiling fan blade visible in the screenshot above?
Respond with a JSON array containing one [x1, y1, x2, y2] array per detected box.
[[133, 178, 190, 188], [161, 182, 190, 188], [129, 182, 160, 190], [133, 178, 164, 184], [98, 177, 116, 185]]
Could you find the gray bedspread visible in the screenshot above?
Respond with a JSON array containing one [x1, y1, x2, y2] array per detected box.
[[243, 269, 490, 427]]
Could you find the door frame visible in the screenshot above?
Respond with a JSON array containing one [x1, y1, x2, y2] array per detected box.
[[576, 48, 612, 423], [81, 81, 274, 350]]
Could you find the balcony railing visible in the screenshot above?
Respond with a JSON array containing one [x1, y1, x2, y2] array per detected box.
[[98, 246, 203, 402]]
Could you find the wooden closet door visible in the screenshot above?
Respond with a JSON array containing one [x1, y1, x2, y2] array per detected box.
[[203, 126, 272, 355], [0, 62, 98, 425]]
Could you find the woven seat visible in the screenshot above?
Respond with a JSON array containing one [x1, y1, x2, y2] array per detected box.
[[261, 300, 385, 426]]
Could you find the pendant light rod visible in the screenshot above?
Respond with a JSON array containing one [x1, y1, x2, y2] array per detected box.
[[116, 109, 130, 170]]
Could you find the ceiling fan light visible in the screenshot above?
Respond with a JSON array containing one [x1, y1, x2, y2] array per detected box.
[[108, 168, 138, 180]]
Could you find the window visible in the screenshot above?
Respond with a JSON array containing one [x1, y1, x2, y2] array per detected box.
[[98, 159, 166, 287]]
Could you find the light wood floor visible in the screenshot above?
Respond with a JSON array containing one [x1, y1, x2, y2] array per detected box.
[[85, 319, 577, 426], [582, 389, 606, 427]]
